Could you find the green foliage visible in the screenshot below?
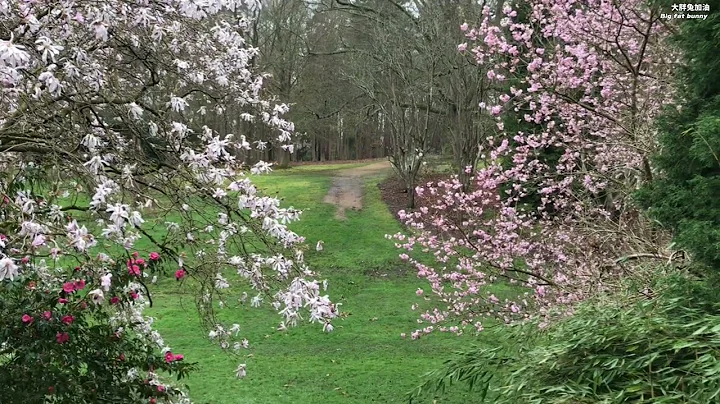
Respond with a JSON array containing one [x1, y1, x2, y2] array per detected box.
[[636, 7, 720, 270], [412, 272, 720, 403], [0, 270, 196, 403]]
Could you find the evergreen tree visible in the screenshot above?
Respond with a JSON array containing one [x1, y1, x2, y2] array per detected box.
[[636, 5, 720, 270]]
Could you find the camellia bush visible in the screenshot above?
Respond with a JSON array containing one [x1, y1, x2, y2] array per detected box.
[[391, 0, 681, 336], [0, 0, 336, 402]]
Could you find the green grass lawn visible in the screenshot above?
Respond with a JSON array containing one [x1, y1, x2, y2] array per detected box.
[[147, 163, 494, 403]]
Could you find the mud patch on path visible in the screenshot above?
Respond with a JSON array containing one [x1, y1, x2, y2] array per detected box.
[[323, 161, 392, 219]]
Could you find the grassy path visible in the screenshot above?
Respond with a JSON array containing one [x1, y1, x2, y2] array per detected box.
[[148, 162, 480, 403]]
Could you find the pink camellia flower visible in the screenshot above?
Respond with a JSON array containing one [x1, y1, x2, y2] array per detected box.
[[74, 279, 86, 290], [128, 265, 141, 276], [135, 258, 146, 266], [22, 314, 33, 324], [110, 296, 120, 305], [175, 269, 186, 280], [174, 354, 184, 361], [61, 315, 74, 325], [164, 351, 175, 363], [43, 311, 52, 320], [62, 282, 75, 293], [129, 291, 138, 300], [20, 256, 30, 264], [157, 385, 166, 392], [56, 332, 69, 344], [59, 298, 68, 304], [149, 252, 160, 261]]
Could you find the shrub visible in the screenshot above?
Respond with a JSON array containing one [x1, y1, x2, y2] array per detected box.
[[411, 272, 720, 403]]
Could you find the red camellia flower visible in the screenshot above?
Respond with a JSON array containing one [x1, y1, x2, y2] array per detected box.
[[56, 332, 69, 344], [62, 282, 74, 293], [149, 252, 160, 261], [61, 315, 74, 325], [110, 296, 120, 305], [175, 269, 186, 280], [21, 314, 33, 324], [74, 279, 86, 290]]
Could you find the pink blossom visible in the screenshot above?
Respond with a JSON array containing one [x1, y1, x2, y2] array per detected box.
[[149, 252, 160, 261], [62, 282, 74, 293], [56, 332, 69, 344], [21, 314, 33, 324], [61, 315, 74, 325], [175, 268, 186, 280], [457, 43, 467, 52]]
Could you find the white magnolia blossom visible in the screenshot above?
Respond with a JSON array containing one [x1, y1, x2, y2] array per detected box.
[[87, 289, 105, 305], [0, 0, 335, 393], [0, 257, 19, 281], [101, 273, 112, 292], [235, 363, 247, 379]]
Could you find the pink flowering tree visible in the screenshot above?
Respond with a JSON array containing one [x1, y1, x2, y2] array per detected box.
[[0, 0, 336, 401], [392, 0, 680, 337]]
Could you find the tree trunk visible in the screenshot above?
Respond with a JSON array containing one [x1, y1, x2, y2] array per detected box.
[[277, 147, 291, 168]]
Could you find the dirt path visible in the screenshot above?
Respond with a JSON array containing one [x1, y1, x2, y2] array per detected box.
[[323, 160, 392, 219]]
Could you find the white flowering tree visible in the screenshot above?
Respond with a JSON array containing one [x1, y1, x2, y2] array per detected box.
[[0, 1, 336, 402]]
